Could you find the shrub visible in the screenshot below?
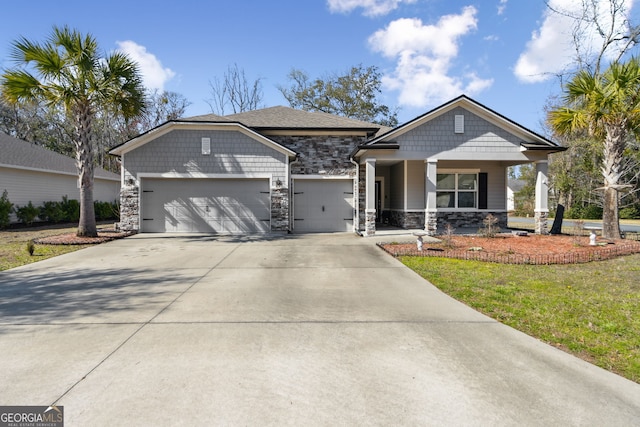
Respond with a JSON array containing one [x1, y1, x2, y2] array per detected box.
[[60, 196, 80, 222], [0, 190, 13, 229], [95, 200, 119, 221], [26, 240, 35, 256], [15, 201, 40, 225], [620, 205, 640, 220], [40, 201, 65, 223], [566, 204, 603, 220], [478, 213, 500, 238]]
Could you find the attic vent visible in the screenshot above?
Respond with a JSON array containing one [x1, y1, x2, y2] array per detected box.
[[201, 137, 211, 155], [454, 115, 464, 134]]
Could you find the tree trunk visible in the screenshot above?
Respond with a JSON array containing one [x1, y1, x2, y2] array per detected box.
[[602, 187, 621, 239], [601, 123, 626, 240], [75, 103, 97, 237]]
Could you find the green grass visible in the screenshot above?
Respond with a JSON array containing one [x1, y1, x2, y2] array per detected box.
[[0, 224, 89, 271], [401, 254, 640, 383]]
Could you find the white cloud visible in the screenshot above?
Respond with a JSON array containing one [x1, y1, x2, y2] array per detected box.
[[327, 0, 417, 17], [369, 6, 493, 107], [514, 0, 635, 83], [116, 40, 175, 91], [497, 0, 508, 15]]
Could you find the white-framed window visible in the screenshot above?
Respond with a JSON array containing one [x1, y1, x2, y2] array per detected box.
[[436, 173, 478, 208]]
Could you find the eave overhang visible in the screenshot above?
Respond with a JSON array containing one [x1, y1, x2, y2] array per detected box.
[[350, 142, 400, 159], [520, 142, 567, 153]]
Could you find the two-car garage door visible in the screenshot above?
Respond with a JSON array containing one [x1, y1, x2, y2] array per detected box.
[[141, 178, 270, 233]]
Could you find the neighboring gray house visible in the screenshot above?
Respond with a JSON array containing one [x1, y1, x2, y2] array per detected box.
[[109, 95, 564, 236], [1, 132, 120, 222], [507, 179, 526, 212]]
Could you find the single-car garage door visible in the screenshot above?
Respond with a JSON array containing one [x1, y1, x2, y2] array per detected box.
[[293, 179, 354, 233], [141, 178, 270, 233]]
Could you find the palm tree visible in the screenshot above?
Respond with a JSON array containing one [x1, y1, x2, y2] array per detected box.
[[548, 58, 640, 239], [1, 26, 145, 237]]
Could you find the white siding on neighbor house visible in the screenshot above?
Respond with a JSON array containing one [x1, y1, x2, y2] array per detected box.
[[1, 166, 120, 222], [123, 129, 288, 183]]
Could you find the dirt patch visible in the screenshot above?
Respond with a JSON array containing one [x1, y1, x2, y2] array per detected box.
[[33, 230, 134, 245], [380, 233, 640, 264]]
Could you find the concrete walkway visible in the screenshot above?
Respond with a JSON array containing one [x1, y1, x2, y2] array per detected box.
[[0, 233, 638, 425]]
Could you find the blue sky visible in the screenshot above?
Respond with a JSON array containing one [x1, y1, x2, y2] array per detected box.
[[1, 0, 637, 133]]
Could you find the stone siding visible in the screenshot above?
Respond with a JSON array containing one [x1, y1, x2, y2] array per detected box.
[[119, 182, 139, 232], [426, 211, 438, 236], [436, 211, 507, 232], [535, 211, 549, 235], [389, 211, 425, 229], [271, 135, 363, 176], [271, 186, 289, 232]]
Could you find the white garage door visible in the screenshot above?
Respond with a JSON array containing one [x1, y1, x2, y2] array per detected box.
[[141, 178, 270, 233], [293, 179, 354, 233]]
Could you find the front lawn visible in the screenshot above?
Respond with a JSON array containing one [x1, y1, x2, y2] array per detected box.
[[401, 254, 640, 383], [0, 224, 89, 271]]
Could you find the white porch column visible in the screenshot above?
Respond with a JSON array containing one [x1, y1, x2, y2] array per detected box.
[[534, 160, 549, 234], [365, 158, 376, 236], [425, 158, 438, 235]]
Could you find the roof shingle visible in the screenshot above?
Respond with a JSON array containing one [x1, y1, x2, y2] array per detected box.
[[0, 132, 119, 180], [185, 106, 386, 134]]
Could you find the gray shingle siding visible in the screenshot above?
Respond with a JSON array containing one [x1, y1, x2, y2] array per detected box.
[[396, 107, 521, 154], [123, 129, 287, 180]]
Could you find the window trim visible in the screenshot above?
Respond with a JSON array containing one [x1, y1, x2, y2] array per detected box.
[[436, 171, 479, 210]]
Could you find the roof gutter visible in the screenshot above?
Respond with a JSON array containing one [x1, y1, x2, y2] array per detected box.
[[350, 142, 400, 160], [520, 142, 567, 153]]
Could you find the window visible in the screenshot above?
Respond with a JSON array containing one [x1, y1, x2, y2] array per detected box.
[[436, 173, 477, 208]]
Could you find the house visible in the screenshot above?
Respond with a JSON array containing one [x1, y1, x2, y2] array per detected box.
[[507, 179, 526, 212], [0, 132, 120, 222], [109, 95, 564, 236]]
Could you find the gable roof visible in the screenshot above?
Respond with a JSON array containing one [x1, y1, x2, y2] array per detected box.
[[357, 95, 565, 154], [108, 120, 297, 158], [187, 106, 384, 136], [0, 132, 119, 180]]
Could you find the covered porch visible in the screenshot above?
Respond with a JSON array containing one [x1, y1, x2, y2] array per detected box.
[[358, 158, 550, 237]]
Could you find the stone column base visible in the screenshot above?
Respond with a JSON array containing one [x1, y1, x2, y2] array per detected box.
[[425, 210, 437, 236], [535, 210, 549, 235], [365, 209, 376, 236]]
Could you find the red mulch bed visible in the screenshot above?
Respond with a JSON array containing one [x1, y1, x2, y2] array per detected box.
[[380, 233, 640, 265], [34, 231, 134, 245]]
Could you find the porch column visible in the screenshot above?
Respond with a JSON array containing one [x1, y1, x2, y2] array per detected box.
[[365, 158, 376, 236], [424, 158, 438, 236], [534, 160, 549, 235]]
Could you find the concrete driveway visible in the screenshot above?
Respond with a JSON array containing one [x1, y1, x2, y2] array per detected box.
[[1, 233, 639, 426]]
